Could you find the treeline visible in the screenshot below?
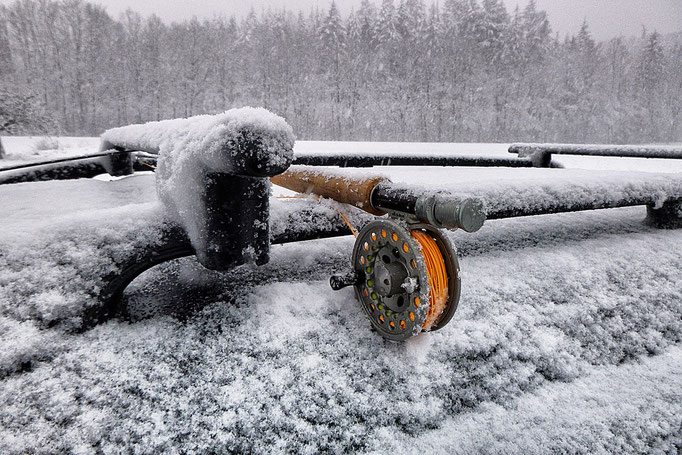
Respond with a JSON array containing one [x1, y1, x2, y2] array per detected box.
[[0, 0, 680, 143]]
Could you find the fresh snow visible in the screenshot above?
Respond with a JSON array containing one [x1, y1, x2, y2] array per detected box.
[[0, 137, 101, 169], [0, 137, 681, 453], [101, 108, 295, 256], [371, 346, 682, 454]]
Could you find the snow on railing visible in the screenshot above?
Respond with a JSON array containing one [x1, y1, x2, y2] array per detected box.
[[509, 143, 682, 167], [101, 107, 295, 270]]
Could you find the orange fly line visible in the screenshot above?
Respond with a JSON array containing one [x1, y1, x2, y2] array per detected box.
[[411, 230, 448, 330]]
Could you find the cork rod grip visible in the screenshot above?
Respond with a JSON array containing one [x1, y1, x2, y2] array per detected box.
[[271, 167, 388, 215]]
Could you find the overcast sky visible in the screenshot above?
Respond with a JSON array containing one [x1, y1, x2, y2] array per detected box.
[[2, 0, 681, 41]]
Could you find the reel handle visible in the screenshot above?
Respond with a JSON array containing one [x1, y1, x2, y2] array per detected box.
[[330, 271, 361, 290]]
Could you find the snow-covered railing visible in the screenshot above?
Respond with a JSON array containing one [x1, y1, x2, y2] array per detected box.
[[0, 149, 137, 185], [293, 152, 536, 168], [509, 143, 682, 167], [95, 198, 372, 321], [0, 159, 106, 185], [477, 171, 682, 227], [109, 150, 541, 168], [100, 107, 295, 271]]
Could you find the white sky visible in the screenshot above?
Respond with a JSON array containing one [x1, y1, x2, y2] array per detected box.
[[2, 0, 681, 41]]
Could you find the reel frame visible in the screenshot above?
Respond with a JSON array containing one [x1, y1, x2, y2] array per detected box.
[[351, 219, 461, 341]]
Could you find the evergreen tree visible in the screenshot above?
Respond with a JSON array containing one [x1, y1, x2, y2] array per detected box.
[[423, 3, 443, 55], [503, 5, 524, 69], [480, 0, 509, 66], [569, 20, 599, 88], [0, 6, 12, 77], [319, 1, 345, 71], [636, 31, 665, 99], [377, 0, 398, 45], [0, 83, 53, 134], [665, 41, 682, 139], [318, 1, 346, 135], [0, 8, 12, 155], [635, 31, 667, 140], [396, 0, 425, 41], [143, 15, 169, 121], [520, 0, 551, 66], [357, 0, 378, 50]]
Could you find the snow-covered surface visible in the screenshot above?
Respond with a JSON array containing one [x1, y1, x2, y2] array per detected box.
[[0, 175, 359, 334], [100, 108, 295, 256], [1, 138, 681, 453], [0, 137, 101, 169], [511, 142, 682, 159], [375, 347, 682, 454]]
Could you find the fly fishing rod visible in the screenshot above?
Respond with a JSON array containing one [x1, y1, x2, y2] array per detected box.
[[271, 166, 486, 341]]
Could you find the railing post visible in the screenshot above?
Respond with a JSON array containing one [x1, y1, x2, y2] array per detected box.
[[646, 201, 682, 229], [198, 173, 270, 269], [99, 144, 134, 176], [99, 108, 295, 271], [529, 151, 552, 168], [508, 144, 552, 167]]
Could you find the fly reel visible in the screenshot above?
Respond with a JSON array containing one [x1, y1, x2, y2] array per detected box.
[[347, 219, 460, 341]]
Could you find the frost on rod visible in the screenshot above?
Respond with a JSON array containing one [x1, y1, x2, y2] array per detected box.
[[100, 107, 295, 264]]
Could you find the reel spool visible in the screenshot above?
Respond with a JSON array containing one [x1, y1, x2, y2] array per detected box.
[[351, 219, 460, 341]]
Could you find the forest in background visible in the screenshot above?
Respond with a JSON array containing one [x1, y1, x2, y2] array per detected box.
[[0, 0, 680, 143]]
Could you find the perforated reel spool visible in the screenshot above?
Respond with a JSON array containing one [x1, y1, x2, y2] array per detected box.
[[351, 219, 461, 341]]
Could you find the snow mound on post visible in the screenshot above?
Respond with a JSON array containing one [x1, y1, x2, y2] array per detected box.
[[101, 107, 295, 253]]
